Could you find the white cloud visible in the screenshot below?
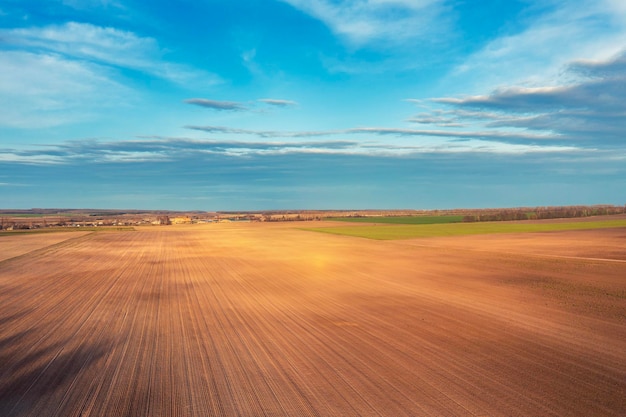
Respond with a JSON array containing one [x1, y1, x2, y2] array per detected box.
[[1, 22, 220, 86], [0, 151, 65, 165], [186, 124, 558, 143], [5, 22, 156, 65], [280, 0, 448, 47], [450, 0, 626, 91], [603, 0, 626, 22], [0, 137, 581, 167], [428, 50, 626, 145], [0, 22, 222, 128], [0, 50, 130, 128]]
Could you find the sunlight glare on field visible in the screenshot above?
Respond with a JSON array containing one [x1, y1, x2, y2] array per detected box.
[[308, 252, 333, 272]]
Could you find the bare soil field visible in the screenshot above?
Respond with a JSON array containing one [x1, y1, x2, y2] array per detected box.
[[406, 227, 626, 261], [0, 232, 91, 262], [0, 223, 625, 416]]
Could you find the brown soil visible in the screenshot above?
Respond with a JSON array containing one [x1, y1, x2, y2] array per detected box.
[[407, 227, 626, 261], [0, 223, 624, 416], [0, 232, 91, 262]]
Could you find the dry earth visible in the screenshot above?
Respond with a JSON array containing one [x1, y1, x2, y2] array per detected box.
[[0, 222, 625, 416], [403, 227, 626, 262], [0, 232, 90, 262]]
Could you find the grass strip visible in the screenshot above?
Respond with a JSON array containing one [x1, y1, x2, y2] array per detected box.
[[326, 215, 464, 225], [303, 220, 626, 240]]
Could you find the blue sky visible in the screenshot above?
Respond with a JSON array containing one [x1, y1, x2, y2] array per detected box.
[[1, 0, 625, 210]]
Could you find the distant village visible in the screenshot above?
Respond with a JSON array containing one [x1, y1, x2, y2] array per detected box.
[[0, 212, 249, 230], [0, 209, 334, 230], [0, 209, 415, 230], [1, 205, 624, 231]]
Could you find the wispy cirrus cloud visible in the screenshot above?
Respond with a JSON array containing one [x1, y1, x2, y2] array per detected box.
[[258, 98, 298, 107], [184, 99, 247, 111], [185, 125, 335, 138], [183, 98, 298, 111], [349, 127, 558, 143], [0, 138, 361, 165], [0, 134, 580, 167], [406, 113, 464, 128], [280, 0, 449, 47], [449, 0, 626, 89], [185, 124, 557, 143], [0, 22, 221, 128], [2, 138, 621, 210], [0, 50, 130, 128], [0, 22, 220, 86], [187, 50, 624, 154], [60, 0, 125, 10]]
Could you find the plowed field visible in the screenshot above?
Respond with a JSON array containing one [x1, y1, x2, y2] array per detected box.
[[1, 223, 625, 416]]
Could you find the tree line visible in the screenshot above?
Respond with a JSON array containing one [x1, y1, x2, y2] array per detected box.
[[461, 205, 626, 222]]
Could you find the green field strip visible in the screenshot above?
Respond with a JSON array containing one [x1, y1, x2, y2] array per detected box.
[[326, 215, 464, 224], [303, 219, 626, 240]]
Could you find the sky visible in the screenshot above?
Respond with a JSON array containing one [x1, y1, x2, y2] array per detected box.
[[1, 0, 625, 210]]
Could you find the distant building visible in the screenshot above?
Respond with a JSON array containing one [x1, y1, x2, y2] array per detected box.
[[155, 216, 171, 225], [171, 216, 191, 224]]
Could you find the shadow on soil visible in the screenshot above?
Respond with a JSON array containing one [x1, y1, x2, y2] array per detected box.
[[0, 313, 112, 417]]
